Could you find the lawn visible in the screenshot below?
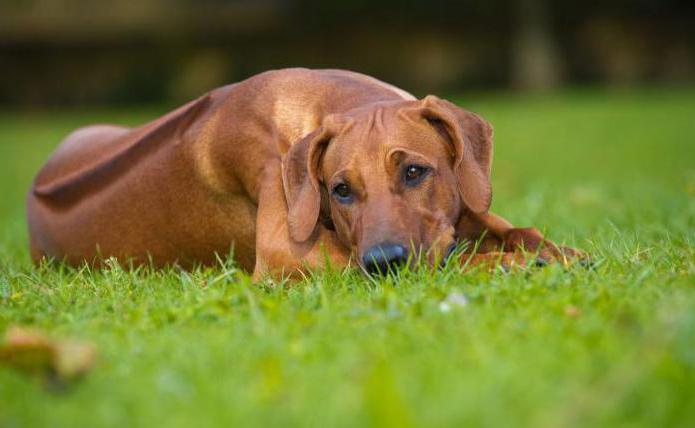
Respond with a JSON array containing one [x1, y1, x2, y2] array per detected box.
[[1, 88, 694, 427]]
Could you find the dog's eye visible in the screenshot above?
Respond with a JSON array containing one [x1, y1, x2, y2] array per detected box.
[[403, 165, 430, 187], [332, 183, 353, 203]]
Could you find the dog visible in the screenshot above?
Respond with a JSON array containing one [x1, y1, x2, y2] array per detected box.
[[27, 68, 581, 278]]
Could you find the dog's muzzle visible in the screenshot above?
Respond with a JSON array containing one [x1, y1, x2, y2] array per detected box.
[[362, 243, 409, 275]]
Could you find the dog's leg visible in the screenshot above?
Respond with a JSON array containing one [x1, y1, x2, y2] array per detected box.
[[456, 212, 585, 268], [460, 251, 534, 270], [253, 160, 351, 281]]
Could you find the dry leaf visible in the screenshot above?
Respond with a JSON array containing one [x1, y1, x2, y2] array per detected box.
[[0, 326, 97, 390], [564, 305, 582, 318]]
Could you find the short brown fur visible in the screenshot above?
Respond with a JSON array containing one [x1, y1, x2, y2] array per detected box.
[[27, 68, 581, 278]]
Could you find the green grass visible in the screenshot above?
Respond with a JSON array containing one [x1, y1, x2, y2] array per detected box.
[[1, 88, 694, 427]]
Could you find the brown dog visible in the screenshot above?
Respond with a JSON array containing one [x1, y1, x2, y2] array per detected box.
[[27, 68, 579, 278]]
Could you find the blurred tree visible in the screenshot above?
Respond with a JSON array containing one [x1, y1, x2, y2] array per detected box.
[[0, 0, 693, 106], [511, 0, 562, 90]]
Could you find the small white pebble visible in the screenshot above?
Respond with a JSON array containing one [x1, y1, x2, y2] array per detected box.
[[439, 302, 452, 313], [439, 291, 468, 313]]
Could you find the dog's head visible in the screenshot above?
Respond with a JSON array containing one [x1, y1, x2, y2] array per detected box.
[[282, 95, 493, 274]]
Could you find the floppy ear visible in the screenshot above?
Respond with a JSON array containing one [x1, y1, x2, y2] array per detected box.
[[282, 115, 344, 242], [417, 95, 494, 213]]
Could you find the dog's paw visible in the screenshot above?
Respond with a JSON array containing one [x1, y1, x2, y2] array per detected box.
[[535, 242, 590, 268], [504, 228, 589, 268]]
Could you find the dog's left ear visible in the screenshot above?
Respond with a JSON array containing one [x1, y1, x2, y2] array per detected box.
[[409, 95, 494, 213], [282, 115, 347, 242]]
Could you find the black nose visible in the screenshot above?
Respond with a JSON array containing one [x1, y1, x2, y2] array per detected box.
[[361, 243, 409, 275]]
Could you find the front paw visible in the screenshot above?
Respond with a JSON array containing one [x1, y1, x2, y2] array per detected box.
[[538, 242, 590, 267], [504, 228, 588, 267]]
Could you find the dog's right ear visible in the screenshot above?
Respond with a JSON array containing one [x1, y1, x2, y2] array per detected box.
[[282, 115, 347, 242], [405, 95, 494, 214]]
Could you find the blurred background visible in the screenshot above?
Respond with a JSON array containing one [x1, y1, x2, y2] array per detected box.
[[1, 0, 694, 107]]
